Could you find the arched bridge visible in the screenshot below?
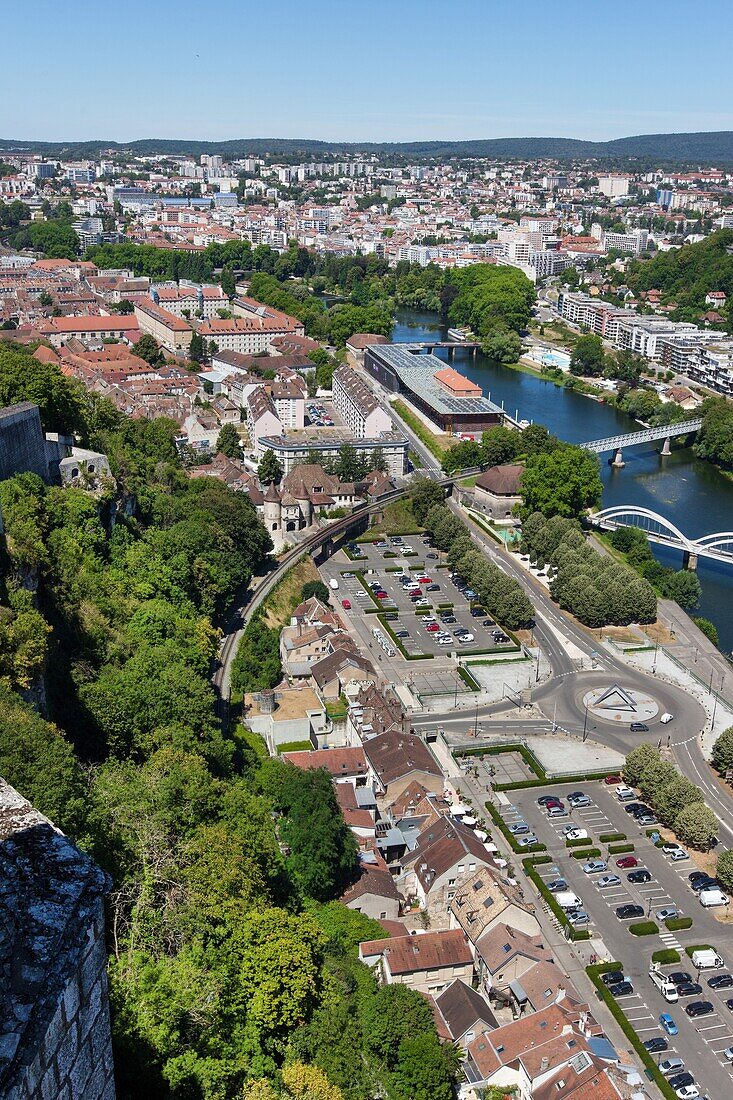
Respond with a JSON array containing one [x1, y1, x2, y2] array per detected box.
[[592, 505, 733, 570], [582, 418, 702, 466]]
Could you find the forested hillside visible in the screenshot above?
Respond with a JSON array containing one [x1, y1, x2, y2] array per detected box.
[[0, 343, 458, 1100], [625, 229, 733, 320]]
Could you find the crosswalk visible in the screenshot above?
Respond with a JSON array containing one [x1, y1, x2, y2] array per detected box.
[[658, 929, 683, 952]]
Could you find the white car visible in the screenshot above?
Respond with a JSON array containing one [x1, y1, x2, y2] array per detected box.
[[564, 828, 589, 841], [458, 633, 475, 643], [660, 712, 674, 724]]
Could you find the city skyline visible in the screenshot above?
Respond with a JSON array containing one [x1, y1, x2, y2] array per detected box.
[[3, 0, 733, 144]]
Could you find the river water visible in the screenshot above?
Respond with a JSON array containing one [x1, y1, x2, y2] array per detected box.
[[392, 309, 733, 654]]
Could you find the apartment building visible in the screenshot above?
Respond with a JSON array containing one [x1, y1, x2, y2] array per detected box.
[[152, 284, 228, 319], [687, 340, 733, 396], [332, 365, 393, 437], [35, 315, 140, 347], [598, 174, 630, 197], [257, 430, 409, 476], [134, 299, 193, 356]]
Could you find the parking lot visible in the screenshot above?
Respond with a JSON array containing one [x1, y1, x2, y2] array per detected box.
[[338, 535, 517, 659], [497, 780, 733, 1095]]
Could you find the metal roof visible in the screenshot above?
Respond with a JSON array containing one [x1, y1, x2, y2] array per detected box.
[[369, 343, 502, 416]]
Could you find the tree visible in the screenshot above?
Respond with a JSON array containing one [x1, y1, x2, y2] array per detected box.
[[481, 329, 522, 363], [301, 580, 330, 604], [638, 758, 678, 805], [189, 331, 205, 364], [520, 445, 602, 519], [390, 1034, 458, 1100], [481, 425, 519, 468], [662, 569, 701, 610], [132, 333, 163, 365], [570, 334, 605, 377], [674, 802, 718, 850], [716, 849, 733, 893], [712, 727, 733, 775], [258, 449, 283, 485], [281, 1062, 344, 1100], [410, 478, 446, 524], [216, 423, 242, 459], [220, 266, 236, 298], [623, 744, 661, 788], [333, 442, 367, 482], [655, 775, 704, 827], [360, 985, 437, 1065]]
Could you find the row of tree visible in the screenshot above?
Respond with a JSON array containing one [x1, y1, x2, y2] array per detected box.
[[608, 526, 701, 609], [412, 483, 534, 630], [520, 513, 657, 627], [624, 744, 718, 850]]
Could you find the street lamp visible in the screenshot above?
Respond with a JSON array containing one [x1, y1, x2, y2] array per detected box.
[[473, 697, 480, 739]]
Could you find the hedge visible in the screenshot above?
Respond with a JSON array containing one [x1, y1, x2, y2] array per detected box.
[[586, 964, 678, 1100], [599, 833, 626, 843], [377, 615, 434, 661], [570, 849, 602, 859], [629, 921, 659, 936], [608, 843, 635, 855], [238, 726, 269, 761], [485, 802, 546, 854], [685, 944, 716, 957], [652, 948, 681, 964], [665, 917, 693, 932], [523, 857, 589, 942], [457, 666, 481, 691], [566, 838, 593, 848]]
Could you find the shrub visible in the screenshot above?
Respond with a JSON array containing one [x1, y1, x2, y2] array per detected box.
[[652, 949, 681, 964], [608, 843, 635, 854], [566, 837, 593, 848], [685, 944, 715, 957], [665, 917, 693, 932], [629, 921, 659, 936], [570, 848, 601, 859], [599, 832, 626, 843]]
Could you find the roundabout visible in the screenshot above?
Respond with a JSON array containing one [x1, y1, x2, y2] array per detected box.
[[581, 683, 659, 724]]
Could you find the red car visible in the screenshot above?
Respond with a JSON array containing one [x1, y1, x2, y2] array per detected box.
[[616, 855, 639, 869], [341, 599, 351, 610], [417, 575, 432, 583], [426, 623, 440, 632], [604, 774, 622, 785], [376, 591, 388, 599]]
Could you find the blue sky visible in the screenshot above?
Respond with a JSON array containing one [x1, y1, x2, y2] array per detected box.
[[4, 0, 733, 143]]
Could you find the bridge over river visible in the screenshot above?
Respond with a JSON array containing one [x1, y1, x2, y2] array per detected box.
[[581, 418, 703, 466], [592, 506, 733, 570]]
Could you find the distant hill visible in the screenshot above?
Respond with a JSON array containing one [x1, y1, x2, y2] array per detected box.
[[2, 131, 733, 163]]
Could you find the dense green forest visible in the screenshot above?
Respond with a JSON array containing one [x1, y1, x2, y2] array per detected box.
[[0, 343, 457, 1100], [693, 397, 733, 467], [625, 229, 733, 321], [4, 129, 733, 161]]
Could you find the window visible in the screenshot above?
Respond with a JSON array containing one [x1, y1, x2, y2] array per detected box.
[[380, 912, 386, 919], [543, 988, 552, 999], [496, 1045, 505, 1054], [468, 862, 476, 872], [448, 878, 456, 886], [457, 864, 465, 873], [502, 943, 511, 953]]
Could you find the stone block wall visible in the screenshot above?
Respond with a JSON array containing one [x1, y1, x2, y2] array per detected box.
[[0, 782, 115, 1100]]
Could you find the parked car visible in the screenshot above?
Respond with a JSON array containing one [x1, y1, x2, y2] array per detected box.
[[668, 972, 693, 986], [568, 792, 591, 807], [426, 584, 440, 592], [601, 970, 625, 987], [547, 805, 568, 818], [582, 860, 607, 874], [604, 774, 622, 785], [516, 834, 539, 848], [470, 607, 486, 617], [458, 633, 475, 643], [670, 848, 690, 862], [668, 1074, 695, 1091], [507, 823, 529, 835], [440, 614, 457, 624], [644, 1037, 669, 1053], [656, 907, 680, 922], [638, 813, 660, 826], [426, 552, 438, 559], [538, 795, 561, 806], [464, 589, 478, 600], [395, 630, 409, 638], [564, 828, 589, 841], [341, 599, 351, 609], [676, 983, 703, 998], [616, 904, 644, 920], [616, 856, 639, 868], [659, 1013, 678, 1035], [609, 980, 633, 996], [481, 619, 495, 627], [425, 623, 440, 632], [708, 973, 733, 990], [685, 1001, 714, 1017], [674, 1087, 699, 1099], [566, 908, 590, 925], [628, 869, 652, 883], [547, 879, 568, 892], [598, 875, 622, 888]]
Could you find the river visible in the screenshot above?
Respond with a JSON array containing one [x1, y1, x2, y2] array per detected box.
[[392, 309, 733, 655]]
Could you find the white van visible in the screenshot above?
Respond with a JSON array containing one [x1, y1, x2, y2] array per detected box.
[[660, 712, 674, 724], [555, 891, 582, 911], [329, 578, 339, 591], [691, 948, 724, 969], [699, 888, 730, 908]]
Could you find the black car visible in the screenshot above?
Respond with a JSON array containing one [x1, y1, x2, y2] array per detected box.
[[426, 553, 438, 560], [624, 802, 645, 814], [643, 1036, 668, 1053], [708, 973, 733, 990], [726, 998, 733, 1010], [395, 630, 409, 638], [630, 722, 650, 732], [677, 982, 703, 997], [609, 980, 633, 996], [685, 1001, 714, 1017], [689, 870, 709, 883], [616, 904, 644, 919], [601, 970, 625, 987], [470, 607, 486, 617], [628, 869, 652, 884], [629, 804, 652, 818], [668, 972, 693, 986], [691, 875, 718, 892], [482, 619, 495, 627], [668, 1073, 695, 1090]]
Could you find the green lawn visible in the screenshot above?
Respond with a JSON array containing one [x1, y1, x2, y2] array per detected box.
[[391, 400, 448, 459]]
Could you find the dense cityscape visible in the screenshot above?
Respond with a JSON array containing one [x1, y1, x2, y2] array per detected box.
[[2, 6, 733, 1100]]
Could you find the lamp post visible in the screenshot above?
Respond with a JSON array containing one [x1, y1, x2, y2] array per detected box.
[[582, 703, 590, 743], [473, 697, 480, 739]]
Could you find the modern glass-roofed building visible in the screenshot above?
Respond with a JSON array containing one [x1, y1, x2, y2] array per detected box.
[[363, 343, 504, 434]]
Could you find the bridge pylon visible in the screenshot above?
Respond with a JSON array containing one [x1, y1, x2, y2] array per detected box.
[[660, 437, 671, 457], [610, 447, 625, 468]]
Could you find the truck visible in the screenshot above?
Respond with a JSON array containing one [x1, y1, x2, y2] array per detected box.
[[555, 891, 582, 911], [691, 948, 724, 970], [649, 965, 679, 1002]]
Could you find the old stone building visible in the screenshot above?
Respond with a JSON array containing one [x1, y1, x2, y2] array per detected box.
[[0, 780, 115, 1100]]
